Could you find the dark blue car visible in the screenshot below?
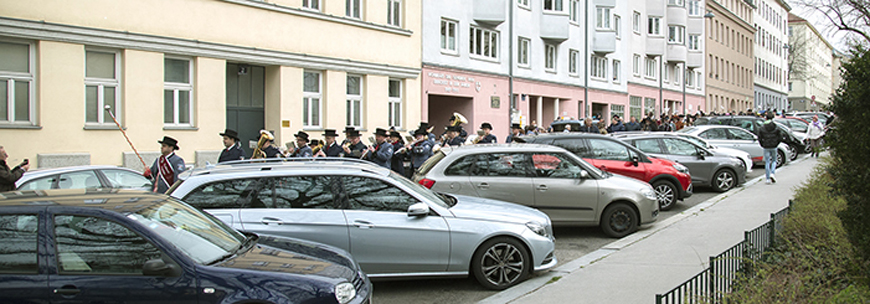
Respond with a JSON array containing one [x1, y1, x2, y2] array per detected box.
[[0, 189, 372, 304]]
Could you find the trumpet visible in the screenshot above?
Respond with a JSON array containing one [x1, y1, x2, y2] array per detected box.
[[360, 136, 377, 159], [251, 130, 275, 159]]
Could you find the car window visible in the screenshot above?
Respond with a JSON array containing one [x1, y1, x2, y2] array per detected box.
[[736, 119, 755, 132], [445, 155, 478, 176], [699, 128, 728, 140], [480, 153, 534, 177], [18, 176, 56, 190], [342, 176, 421, 212], [587, 139, 631, 161], [552, 138, 592, 157], [663, 138, 698, 156], [54, 215, 162, 274], [532, 153, 586, 179], [57, 170, 101, 189], [182, 178, 258, 209], [257, 176, 338, 209], [727, 128, 755, 140], [101, 169, 152, 189], [0, 214, 38, 274], [634, 139, 663, 154]]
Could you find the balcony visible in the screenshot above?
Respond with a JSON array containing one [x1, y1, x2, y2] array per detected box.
[[593, 31, 616, 54], [666, 44, 687, 63], [540, 13, 569, 42], [687, 17, 704, 35], [473, 0, 507, 25], [666, 7, 687, 26], [646, 36, 665, 56], [647, 0, 664, 16], [687, 51, 703, 68], [594, 0, 616, 7]]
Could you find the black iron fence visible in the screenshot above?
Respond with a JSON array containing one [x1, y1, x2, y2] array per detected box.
[[655, 200, 792, 304]]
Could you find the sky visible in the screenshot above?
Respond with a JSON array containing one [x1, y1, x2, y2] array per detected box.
[[786, 0, 852, 52]]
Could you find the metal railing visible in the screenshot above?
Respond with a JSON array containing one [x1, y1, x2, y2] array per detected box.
[[655, 200, 792, 304]]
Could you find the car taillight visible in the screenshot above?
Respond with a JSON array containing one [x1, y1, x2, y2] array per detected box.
[[418, 178, 436, 189]]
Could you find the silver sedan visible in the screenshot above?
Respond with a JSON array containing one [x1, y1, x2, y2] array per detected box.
[[678, 125, 792, 168]]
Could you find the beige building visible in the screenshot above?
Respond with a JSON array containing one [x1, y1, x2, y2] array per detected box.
[[705, 0, 755, 114], [787, 13, 833, 111], [0, 0, 421, 170]]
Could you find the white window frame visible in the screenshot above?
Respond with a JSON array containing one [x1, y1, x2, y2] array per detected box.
[[302, 71, 322, 128], [663, 63, 670, 83], [632, 11, 641, 34], [688, 0, 701, 16], [440, 18, 458, 54], [163, 57, 194, 127], [629, 96, 643, 119], [545, 44, 557, 72], [470, 26, 499, 61], [633, 54, 641, 76], [644, 57, 657, 79], [591, 55, 607, 79], [596, 7, 612, 30], [688, 34, 700, 50], [686, 68, 695, 87], [518, 0, 530, 9], [569, 0, 580, 23], [346, 75, 363, 128], [569, 49, 579, 76], [648, 16, 662, 36], [611, 104, 625, 121], [518, 37, 531, 67], [544, 0, 564, 12], [668, 25, 685, 44], [302, 0, 320, 11], [696, 71, 702, 89], [674, 64, 681, 86], [346, 0, 361, 19], [614, 15, 621, 38], [84, 48, 121, 127], [668, 0, 684, 6], [0, 39, 35, 125], [388, 79, 402, 129], [612, 59, 621, 83], [387, 0, 401, 27]]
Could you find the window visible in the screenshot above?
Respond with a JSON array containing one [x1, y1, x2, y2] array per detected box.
[[181, 178, 256, 209], [569, 49, 579, 75], [0, 214, 38, 274], [632, 11, 641, 33], [57, 170, 101, 189], [518, 0, 530, 8], [303, 71, 321, 128], [644, 97, 656, 116], [663, 64, 669, 82], [101, 169, 152, 189], [629, 96, 642, 120], [635, 139, 664, 154], [302, 0, 319, 10], [346, 75, 363, 128], [163, 57, 193, 127], [470, 26, 499, 60], [346, 0, 361, 18], [674, 64, 681, 86], [587, 138, 630, 161], [686, 68, 695, 87], [688, 34, 700, 50], [532, 153, 586, 179], [612, 60, 621, 82], [668, 0, 684, 6], [440, 19, 458, 53], [85, 49, 120, 126], [591, 55, 607, 79], [518, 37, 530, 67], [544, 0, 563, 12], [387, 0, 401, 27], [614, 15, 621, 38], [596, 7, 611, 30], [480, 153, 534, 177], [54, 215, 161, 274], [260, 176, 338, 209], [342, 176, 420, 212], [644, 57, 656, 78], [688, 0, 701, 16], [0, 40, 34, 124], [569, 0, 580, 22], [545, 44, 557, 72], [632, 54, 641, 76], [611, 104, 625, 121], [696, 71, 702, 89], [668, 25, 685, 44], [648, 17, 661, 35], [388, 79, 402, 128]]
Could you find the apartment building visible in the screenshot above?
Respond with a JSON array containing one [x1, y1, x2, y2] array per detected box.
[[787, 13, 833, 111], [0, 0, 421, 169], [704, 0, 755, 114], [753, 0, 790, 112]]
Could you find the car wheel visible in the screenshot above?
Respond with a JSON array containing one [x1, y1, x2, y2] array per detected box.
[[787, 145, 799, 161], [652, 180, 678, 211], [600, 203, 638, 238], [776, 150, 786, 168], [712, 169, 736, 192], [471, 237, 529, 290]]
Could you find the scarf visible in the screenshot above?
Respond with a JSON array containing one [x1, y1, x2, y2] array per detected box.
[[157, 154, 176, 187]]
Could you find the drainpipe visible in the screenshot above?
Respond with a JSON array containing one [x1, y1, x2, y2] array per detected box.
[[659, 57, 664, 116], [583, 0, 589, 118], [509, 1, 515, 127]]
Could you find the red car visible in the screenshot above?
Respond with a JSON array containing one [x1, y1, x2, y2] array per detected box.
[[517, 134, 692, 210]]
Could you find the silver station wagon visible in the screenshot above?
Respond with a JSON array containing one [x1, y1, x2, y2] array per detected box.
[[168, 158, 556, 290], [413, 144, 659, 238]]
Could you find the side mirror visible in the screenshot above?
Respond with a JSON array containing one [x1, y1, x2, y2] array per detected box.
[[631, 156, 640, 166], [143, 258, 181, 277], [578, 170, 590, 179], [407, 202, 430, 217]]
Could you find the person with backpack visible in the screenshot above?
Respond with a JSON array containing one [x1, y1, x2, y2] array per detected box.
[[757, 112, 784, 184]]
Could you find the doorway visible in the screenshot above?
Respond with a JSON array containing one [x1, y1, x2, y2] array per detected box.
[[226, 63, 265, 158]]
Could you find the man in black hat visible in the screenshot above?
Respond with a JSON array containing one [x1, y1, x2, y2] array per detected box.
[[388, 131, 406, 175], [408, 127, 435, 173], [343, 129, 367, 158], [289, 131, 313, 157], [365, 128, 394, 169], [145, 136, 186, 194], [443, 126, 464, 147], [218, 128, 244, 163], [476, 122, 497, 144], [317, 129, 344, 157], [261, 135, 282, 158], [505, 123, 523, 143]]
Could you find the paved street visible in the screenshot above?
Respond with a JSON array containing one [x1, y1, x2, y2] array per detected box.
[[372, 167, 769, 303]]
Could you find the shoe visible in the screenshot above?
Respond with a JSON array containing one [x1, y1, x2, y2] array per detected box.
[[765, 179, 771, 184], [770, 175, 776, 183]]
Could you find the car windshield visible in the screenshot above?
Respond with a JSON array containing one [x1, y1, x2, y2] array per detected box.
[[388, 171, 453, 208], [675, 134, 710, 148], [127, 199, 246, 264]]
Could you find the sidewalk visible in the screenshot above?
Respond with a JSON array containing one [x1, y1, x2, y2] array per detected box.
[[481, 155, 821, 304]]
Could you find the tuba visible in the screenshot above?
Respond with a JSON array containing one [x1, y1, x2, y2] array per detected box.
[[451, 112, 468, 127], [251, 129, 275, 159]]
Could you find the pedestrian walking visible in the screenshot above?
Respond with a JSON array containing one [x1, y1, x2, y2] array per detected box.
[[757, 112, 784, 184], [806, 115, 825, 157], [0, 146, 29, 192], [145, 136, 186, 193]]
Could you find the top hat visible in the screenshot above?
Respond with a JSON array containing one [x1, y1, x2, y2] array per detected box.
[[413, 128, 428, 136], [220, 128, 239, 140], [374, 128, 389, 137], [323, 129, 339, 137], [343, 126, 356, 134], [480, 122, 493, 130], [446, 125, 462, 133], [510, 123, 522, 130], [389, 131, 402, 138], [295, 131, 310, 142], [158, 136, 180, 150]]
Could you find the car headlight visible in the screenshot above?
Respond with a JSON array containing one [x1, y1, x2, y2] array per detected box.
[[526, 221, 549, 238], [334, 282, 356, 304], [673, 163, 690, 174], [641, 186, 657, 201]]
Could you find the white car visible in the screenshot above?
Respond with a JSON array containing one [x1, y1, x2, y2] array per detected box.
[[678, 125, 792, 168]]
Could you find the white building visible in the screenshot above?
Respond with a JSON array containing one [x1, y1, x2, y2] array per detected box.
[[787, 13, 833, 111], [753, 0, 790, 112]]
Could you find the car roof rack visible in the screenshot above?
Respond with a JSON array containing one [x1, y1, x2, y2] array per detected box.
[[180, 157, 378, 178]]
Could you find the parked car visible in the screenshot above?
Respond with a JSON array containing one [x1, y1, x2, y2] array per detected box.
[[788, 111, 831, 123], [0, 189, 372, 304], [692, 115, 807, 160], [15, 165, 152, 191], [775, 117, 809, 133], [613, 134, 747, 192], [515, 133, 692, 211], [412, 144, 659, 238], [168, 158, 557, 290], [612, 131, 754, 174], [677, 125, 791, 168]]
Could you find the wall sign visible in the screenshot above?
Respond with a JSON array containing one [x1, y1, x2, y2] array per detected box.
[[429, 72, 476, 93]]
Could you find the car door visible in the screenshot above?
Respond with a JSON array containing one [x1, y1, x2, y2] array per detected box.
[[585, 138, 647, 181], [726, 128, 764, 162], [236, 175, 351, 251], [661, 138, 712, 185], [530, 152, 599, 223], [467, 153, 536, 206], [699, 128, 762, 160], [0, 210, 47, 304], [47, 211, 197, 304], [339, 175, 450, 274], [429, 154, 478, 197]]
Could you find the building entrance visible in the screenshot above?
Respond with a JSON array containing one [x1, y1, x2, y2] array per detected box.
[[226, 63, 265, 158]]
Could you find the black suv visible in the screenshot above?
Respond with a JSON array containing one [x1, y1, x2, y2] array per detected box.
[[693, 115, 806, 159]]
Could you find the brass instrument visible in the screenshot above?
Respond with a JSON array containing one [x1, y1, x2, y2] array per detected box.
[[359, 136, 377, 159], [451, 112, 468, 127], [311, 139, 325, 157], [251, 129, 275, 159], [472, 129, 486, 144]]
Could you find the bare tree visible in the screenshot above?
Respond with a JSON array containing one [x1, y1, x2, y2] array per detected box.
[[795, 0, 870, 46]]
